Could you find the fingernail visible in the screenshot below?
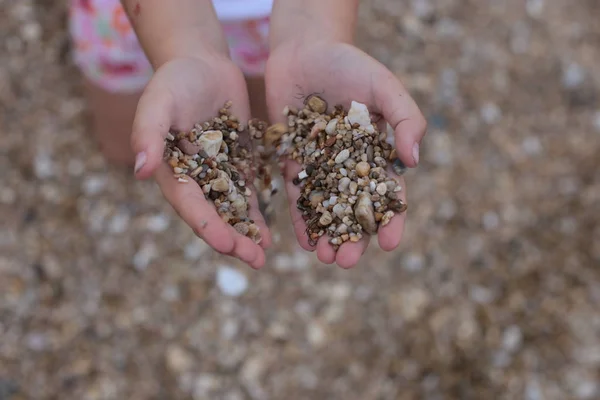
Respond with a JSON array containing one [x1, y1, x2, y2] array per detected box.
[[134, 152, 147, 175], [412, 143, 420, 165]]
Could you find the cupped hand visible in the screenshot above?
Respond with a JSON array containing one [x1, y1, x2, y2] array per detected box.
[[131, 54, 271, 269], [265, 40, 427, 269]]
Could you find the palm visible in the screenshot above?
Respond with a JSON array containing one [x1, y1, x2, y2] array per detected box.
[[133, 56, 271, 268], [266, 42, 425, 268]]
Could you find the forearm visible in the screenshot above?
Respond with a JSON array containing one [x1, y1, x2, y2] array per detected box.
[[121, 0, 228, 68], [270, 0, 359, 48]]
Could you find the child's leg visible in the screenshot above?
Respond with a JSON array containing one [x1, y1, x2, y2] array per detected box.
[[83, 79, 141, 166]]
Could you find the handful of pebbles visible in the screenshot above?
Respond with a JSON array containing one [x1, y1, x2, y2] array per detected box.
[[163, 101, 275, 244], [272, 95, 408, 249]]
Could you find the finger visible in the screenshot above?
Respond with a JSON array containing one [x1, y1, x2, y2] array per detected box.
[[377, 213, 406, 251], [229, 227, 265, 269], [155, 163, 235, 254], [336, 236, 370, 269], [283, 160, 316, 251], [316, 236, 336, 264], [131, 77, 175, 179], [373, 67, 427, 168], [246, 185, 272, 249]]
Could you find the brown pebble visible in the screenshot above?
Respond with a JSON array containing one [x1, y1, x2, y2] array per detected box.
[[177, 138, 203, 156], [233, 222, 250, 236], [356, 161, 371, 177], [306, 95, 328, 113]]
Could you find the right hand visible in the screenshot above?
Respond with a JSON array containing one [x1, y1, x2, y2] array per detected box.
[[131, 53, 271, 269]]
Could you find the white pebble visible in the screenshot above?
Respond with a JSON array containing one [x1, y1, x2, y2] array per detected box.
[[183, 239, 209, 261], [216, 266, 248, 297], [347, 101, 372, 128], [325, 118, 338, 135], [329, 196, 338, 205], [298, 170, 308, 180], [502, 325, 523, 353], [480, 102, 502, 124], [146, 213, 170, 233], [376, 182, 387, 196], [562, 62, 585, 89], [82, 175, 108, 195], [132, 241, 158, 271], [335, 149, 350, 164]]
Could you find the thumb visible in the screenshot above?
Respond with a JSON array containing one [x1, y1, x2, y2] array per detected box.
[[374, 68, 427, 168], [131, 78, 175, 179]]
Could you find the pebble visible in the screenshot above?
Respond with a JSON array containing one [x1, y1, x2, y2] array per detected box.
[[196, 130, 222, 158], [338, 177, 351, 192], [319, 211, 333, 226], [356, 161, 371, 177], [306, 95, 327, 113], [132, 241, 158, 271], [211, 177, 230, 192], [145, 213, 170, 233], [325, 118, 338, 135], [166, 344, 195, 373], [347, 101, 372, 129], [502, 325, 523, 353], [376, 182, 387, 196], [177, 138, 202, 156], [216, 266, 248, 297], [354, 193, 377, 234], [562, 62, 585, 89], [335, 149, 350, 164]]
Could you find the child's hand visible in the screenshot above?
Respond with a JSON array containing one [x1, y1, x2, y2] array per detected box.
[[132, 54, 271, 269], [265, 38, 427, 268]]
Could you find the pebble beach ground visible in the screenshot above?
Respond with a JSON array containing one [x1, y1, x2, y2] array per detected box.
[[1, 0, 600, 399]]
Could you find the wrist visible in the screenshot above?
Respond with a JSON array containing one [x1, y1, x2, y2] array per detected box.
[[121, 0, 230, 69], [270, 0, 359, 50]]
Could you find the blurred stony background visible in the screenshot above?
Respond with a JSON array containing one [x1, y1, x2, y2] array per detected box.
[[1, 0, 600, 399]]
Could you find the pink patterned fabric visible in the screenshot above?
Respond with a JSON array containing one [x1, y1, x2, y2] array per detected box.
[[69, 0, 270, 93]]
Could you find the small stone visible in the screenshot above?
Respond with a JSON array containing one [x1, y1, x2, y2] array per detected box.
[[356, 161, 371, 177], [265, 123, 287, 145], [338, 177, 351, 192], [333, 203, 346, 218], [319, 211, 333, 226], [325, 118, 338, 135], [211, 177, 230, 192], [336, 223, 348, 234], [349, 181, 358, 195], [298, 170, 308, 180], [177, 138, 202, 155], [216, 266, 248, 297], [309, 191, 325, 208], [335, 149, 350, 164], [306, 95, 327, 113], [354, 193, 377, 234], [347, 101, 372, 128], [166, 344, 194, 373], [392, 159, 407, 175], [233, 222, 250, 236], [197, 130, 223, 158], [381, 210, 395, 226], [376, 182, 388, 196]]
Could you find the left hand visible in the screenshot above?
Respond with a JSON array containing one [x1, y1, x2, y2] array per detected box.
[[265, 39, 427, 268]]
